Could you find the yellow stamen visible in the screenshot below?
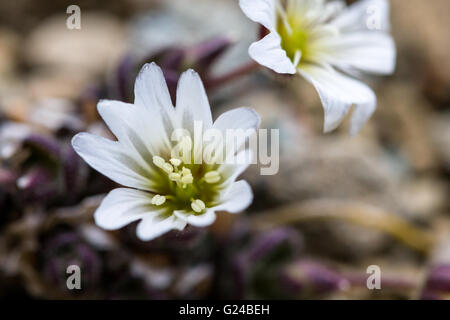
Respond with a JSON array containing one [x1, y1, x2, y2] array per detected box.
[[191, 199, 206, 213], [170, 158, 182, 167], [181, 173, 193, 184], [204, 171, 221, 184], [151, 194, 166, 206], [169, 172, 181, 182], [152, 155, 166, 168], [162, 162, 174, 174], [276, 2, 292, 35]]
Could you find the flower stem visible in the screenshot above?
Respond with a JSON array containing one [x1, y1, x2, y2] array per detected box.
[[250, 199, 435, 254], [206, 60, 260, 91]]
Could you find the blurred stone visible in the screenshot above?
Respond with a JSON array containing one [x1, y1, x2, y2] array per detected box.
[[391, 0, 450, 105], [299, 219, 390, 260], [250, 199, 433, 260], [430, 112, 450, 171], [25, 13, 126, 79], [0, 28, 19, 77], [0, 122, 31, 160], [27, 98, 83, 132], [0, 0, 145, 33], [376, 81, 438, 172], [247, 135, 400, 207], [397, 178, 448, 220], [27, 71, 89, 101]]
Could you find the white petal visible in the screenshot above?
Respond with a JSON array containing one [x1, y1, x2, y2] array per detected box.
[[315, 32, 396, 75], [317, 1, 346, 23], [217, 146, 254, 188], [214, 180, 253, 213], [134, 63, 177, 135], [136, 214, 187, 241], [219, 162, 250, 182], [72, 132, 156, 191], [299, 64, 376, 133], [331, 0, 391, 32], [350, 95, 377, 136], [94, 188, 156, 230], [249, 32, 297, 74], [97, 100, 169, 169], [174, 210, 217, 227], [175, 69, 213, 132], [239, 0, 276, 31], [213, 107, 261, 134], [212, 107, 260, 164]]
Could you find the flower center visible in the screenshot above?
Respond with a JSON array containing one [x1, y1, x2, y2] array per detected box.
[[276, 3, 314, 67], [150, 136, 222, 214]]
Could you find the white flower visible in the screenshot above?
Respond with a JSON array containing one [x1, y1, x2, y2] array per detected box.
[[239, 0, 396, 134], [72, 63, 260, 241]]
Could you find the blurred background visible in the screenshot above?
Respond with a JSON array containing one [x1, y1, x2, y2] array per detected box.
[[0, 0, 449, 299]]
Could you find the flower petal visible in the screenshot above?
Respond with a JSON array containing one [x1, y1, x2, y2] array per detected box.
[[94, 188, 157, 230], [134, 62, 177, 136], [212, 107, 260, 164], [318, 1, 346, 23], [350, 95, 377, 136], [136, 214, 187, 241], [72, 132, 157, 191], [213, 107, 261, 135], [174, 210, 217, 227], [214, 180, 253, 213], [175, 69, 213, 132], [249, 32, 297, 74], [299, 64, 376, 134], [239, 0, 276, 31], [315, 32, 396, 75], [331, 0, 391, 32], [97, 100, 169, 169]]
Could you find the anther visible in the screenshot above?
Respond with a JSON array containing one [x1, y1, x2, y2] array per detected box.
[[181, 173, 193, 184], [170, 158, 182, 167], [151, 195, 166, 206], [153, 155, 166, 168], [169, 172, 181, 182], [204, 171, 221, 184], [162, 163, 174, 174], [191, 199, 206, 213]]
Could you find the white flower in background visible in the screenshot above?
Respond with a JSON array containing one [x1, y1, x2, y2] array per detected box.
[[72, 63, 260, 241], [240, 0, 396, 134]]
